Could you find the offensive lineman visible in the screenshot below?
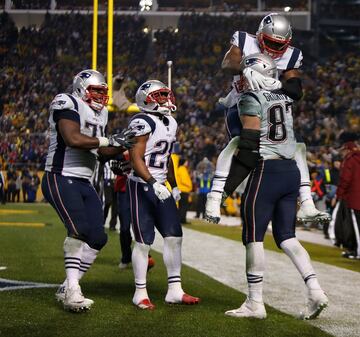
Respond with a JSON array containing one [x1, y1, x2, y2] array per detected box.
[[127, 80, 199, 309], [41, 69, 135, 312], [205, 13, 330, 225], [224, 54, 328, 320]]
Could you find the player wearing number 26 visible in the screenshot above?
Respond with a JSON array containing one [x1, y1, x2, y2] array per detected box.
[[127, 80, 199, 310]]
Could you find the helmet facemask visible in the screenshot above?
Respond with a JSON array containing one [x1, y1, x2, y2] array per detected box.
[[258, 33, 291, 58], [145, 88, 176, 115], [85, 85, 109, 111]]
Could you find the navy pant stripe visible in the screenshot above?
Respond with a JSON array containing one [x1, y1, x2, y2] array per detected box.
[[45, 172, 66, 224], [51, 173, 79, 236]]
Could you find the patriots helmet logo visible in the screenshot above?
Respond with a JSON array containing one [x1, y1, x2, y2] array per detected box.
[[264, 15, 272, 24], [140, 83, 152, 91]]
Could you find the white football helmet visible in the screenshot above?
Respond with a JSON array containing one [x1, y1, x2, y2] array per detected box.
[[257, 13, 292, 58], [73, 69, 109, 111], [135, 80, 176, 116], [240, 53, 278, 79]]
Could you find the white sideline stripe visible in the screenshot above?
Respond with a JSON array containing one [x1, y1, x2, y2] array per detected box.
[[0, 278, 59, 292], [151, 228, 360, 337]]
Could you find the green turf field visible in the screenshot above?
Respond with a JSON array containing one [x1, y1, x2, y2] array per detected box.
[[0, 203, 333, 337]]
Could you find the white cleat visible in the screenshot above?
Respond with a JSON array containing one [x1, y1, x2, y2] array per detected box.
[[55, 283, 67, 303], [204, 192, 222, 224], [63, 284, 93, 312], [225, 298, 267, 319], [297, 200, 331, 225], [300, 289, 328, 320]]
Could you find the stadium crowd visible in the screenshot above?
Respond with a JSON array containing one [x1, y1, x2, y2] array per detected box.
[[1, 13, 359, 213]]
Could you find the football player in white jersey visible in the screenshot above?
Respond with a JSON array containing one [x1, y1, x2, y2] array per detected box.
[[205, 13, 330, 225], [127, 80, 199, 309], [224, 53, 328, 320], [41, 69, 135, 312]]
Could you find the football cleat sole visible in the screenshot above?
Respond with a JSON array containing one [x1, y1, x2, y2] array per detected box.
[[135, 298, 156, 310], [301, 301, 328, 320], [204, 214, 220, 224], [63, 302, 92, 313], [166, 293, 200, 305]]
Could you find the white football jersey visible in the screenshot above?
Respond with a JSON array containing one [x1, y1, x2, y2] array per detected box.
[[128, 113, 177, 184], [238, 90, 296, 160], [224, 31, 303, 107], [45, 93, 108, 180]]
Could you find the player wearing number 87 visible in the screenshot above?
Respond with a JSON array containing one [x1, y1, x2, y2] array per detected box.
[[127, 80, 199, 310], [222, 54, 328, 320]]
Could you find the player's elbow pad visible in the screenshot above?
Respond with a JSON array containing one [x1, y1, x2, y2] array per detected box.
[[281, 77, 303, 101], [234, 129, 261, 169]]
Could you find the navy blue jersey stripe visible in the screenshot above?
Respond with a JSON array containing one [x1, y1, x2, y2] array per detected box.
[[53, 109, 80, 124], [66, 94, 79, 111], [287, 48, 301, 70], [238, 31, 247, 52], [51, 124, 66, 174], [130, 113, 156, 133]]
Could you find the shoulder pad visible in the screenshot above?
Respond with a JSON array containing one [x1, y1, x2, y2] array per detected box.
[[286, 47, 303, 70], [50, 93, 79, 112], [129, 114, 156, 136]]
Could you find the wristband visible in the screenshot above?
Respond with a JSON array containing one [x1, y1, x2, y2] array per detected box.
[[147, 177, 157, 185], [97, 137, 109, 148]]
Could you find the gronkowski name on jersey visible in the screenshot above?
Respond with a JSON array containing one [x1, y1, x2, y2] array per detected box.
[[45, 93, 108, 180], [238, 90, 296, 160], [223, 31, 303, 107], [128, 113, 177, 184]]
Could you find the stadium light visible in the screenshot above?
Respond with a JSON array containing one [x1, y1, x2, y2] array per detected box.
[[284, 6, 292, 12], [143, 27, 149, 34], [139, 0, 152, 11], [174, 28, 179, 33]]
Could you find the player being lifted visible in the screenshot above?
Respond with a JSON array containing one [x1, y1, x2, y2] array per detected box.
[[41, 69, 135, 312], [205, 13, 330, 225], [223, 53, 328, 320], [127, 80, 199, 310]]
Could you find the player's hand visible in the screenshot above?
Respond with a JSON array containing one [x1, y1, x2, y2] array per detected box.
[[152, 181, 171, 201], [110, 160, 131, 175], [109, 128, 137, 149], [243, 68, 269, 91], [171, 187, 181, 202], [262, 77, 282, 91]]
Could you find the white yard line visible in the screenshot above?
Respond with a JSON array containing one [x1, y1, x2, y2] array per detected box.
[[152, 227, 360, 337]]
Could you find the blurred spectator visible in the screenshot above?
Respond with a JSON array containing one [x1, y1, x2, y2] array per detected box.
[[224, 192, 241, 217], [0, 169, 5, 204], [194, 157, 214, 219], [177, 158, 193, 224], [332, 141, 360, 258], [15, 172, 21, 202]]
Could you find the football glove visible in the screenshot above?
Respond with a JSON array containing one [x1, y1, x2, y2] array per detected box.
[[152, 181, 171, 201], [110, 160, 131, 175], [243, 68, 281, 91], [109, 128, 137, 149], [171, 187, 181, 202]]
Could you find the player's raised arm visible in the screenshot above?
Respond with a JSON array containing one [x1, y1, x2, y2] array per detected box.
[[222, 43, 243, 75]]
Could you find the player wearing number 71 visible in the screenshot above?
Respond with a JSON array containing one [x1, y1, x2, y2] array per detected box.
[[127, 80, 200, 309]]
